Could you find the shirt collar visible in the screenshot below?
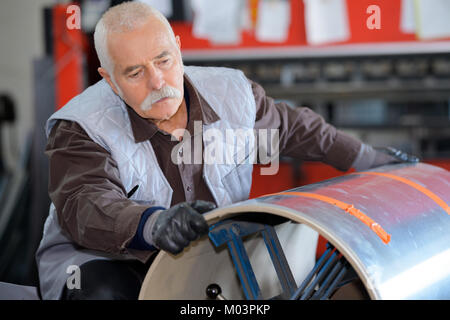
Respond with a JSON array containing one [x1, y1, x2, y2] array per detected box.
[[126, 73, 220, 143]]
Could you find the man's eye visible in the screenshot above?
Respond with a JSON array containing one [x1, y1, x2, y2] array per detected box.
[[129, 71, 141, 78]]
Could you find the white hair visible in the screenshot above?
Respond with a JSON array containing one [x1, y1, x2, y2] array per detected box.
[[94, 1, 176, 75]]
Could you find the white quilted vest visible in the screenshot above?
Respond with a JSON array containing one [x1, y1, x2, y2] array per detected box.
[[36, 66, 256, 299]]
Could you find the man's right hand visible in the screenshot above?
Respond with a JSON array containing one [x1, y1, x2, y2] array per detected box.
[[375, 146, 419, 164], [146, 200, 216, 255]]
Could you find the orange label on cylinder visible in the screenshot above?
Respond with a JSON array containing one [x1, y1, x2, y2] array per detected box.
[[264, 191, 391, 244], [356, 172, 450, 215]]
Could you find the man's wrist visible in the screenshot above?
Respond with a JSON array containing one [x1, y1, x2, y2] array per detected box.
[[352, 143, 377, 172], [127, 206, 165, 250], [142, 209, 164, 248]]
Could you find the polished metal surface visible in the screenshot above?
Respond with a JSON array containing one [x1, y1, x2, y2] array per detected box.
[[140, 163, 450, 300], [212, 163, 450, 299]]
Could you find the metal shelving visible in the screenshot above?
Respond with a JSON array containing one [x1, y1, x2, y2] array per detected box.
[[185, 50, 450, 158]]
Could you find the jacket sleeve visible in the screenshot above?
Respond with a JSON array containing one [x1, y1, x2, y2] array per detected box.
[[251, 80, 361, 171], [251, 79, 400, 171], [46, 119, 156, 262]]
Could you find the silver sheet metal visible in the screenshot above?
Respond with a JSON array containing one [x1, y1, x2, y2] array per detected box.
[[205, 163, 450, 299]]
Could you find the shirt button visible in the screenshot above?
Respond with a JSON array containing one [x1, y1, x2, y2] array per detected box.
[[179, 148, 183, 157], [186, 186, 192, 192]]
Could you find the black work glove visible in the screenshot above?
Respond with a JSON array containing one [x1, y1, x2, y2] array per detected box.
[[150, 200, 216, 255], [374, 146, 420, 165], [353, 144, 419, 171]]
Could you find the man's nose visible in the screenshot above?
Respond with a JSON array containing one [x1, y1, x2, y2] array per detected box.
[[148, 68, 165, 90]]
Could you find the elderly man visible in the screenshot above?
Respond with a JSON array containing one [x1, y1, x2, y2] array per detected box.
[[36, 2, 417, 300]]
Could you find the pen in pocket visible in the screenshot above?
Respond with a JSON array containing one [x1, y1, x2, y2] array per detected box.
[[127, 185, 139, 198]]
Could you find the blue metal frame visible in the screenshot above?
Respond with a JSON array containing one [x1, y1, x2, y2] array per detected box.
[[208, 219, 298, 300], [209, 219, 351, 300]]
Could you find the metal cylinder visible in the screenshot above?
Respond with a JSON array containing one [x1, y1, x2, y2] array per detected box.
[[139, 163, 450, 300]]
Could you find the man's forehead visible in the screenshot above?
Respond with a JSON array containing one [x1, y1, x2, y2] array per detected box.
[[110, 38, 177, 72], [122, 50, 171, 73]]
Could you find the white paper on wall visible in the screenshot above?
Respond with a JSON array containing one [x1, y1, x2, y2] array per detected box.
[[255, 0, 291, 43], [81, 0, 111, 32], [415, 0, 450, 40], [191, 0, 243, 45], [303, 0, 350, 45], [400, 0, 416, 33]]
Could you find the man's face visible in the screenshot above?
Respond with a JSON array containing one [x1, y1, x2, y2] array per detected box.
[[100, 19, 184, 122]]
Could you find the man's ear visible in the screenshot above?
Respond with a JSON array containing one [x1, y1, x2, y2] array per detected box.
[[175, 35, 183, 66], [98, 67, 120, 96], [175, 35, 181, 50]]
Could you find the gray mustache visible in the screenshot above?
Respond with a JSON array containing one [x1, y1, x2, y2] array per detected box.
[[140, 86, 182, 111]]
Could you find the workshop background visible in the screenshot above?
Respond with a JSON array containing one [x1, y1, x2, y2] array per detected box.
[[0, 0, 449, 290]]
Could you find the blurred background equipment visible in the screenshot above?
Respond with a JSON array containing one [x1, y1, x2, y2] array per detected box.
[[0, 0, 449, 299]]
